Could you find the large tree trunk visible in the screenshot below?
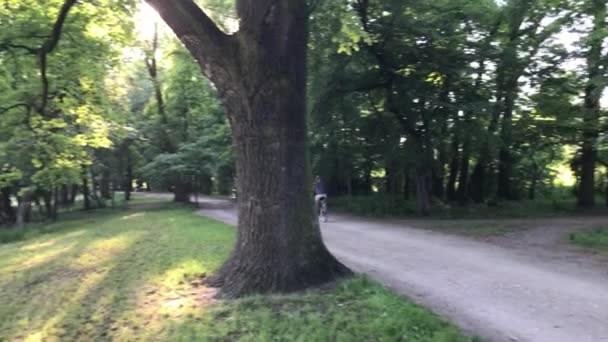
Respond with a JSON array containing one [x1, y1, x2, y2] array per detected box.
[[148, 0, 349, 298], [173, 180, 191, 203]]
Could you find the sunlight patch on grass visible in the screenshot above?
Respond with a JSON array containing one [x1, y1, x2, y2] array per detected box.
[[20, 239, 58, 252], [1, 244, 75, 275], [73, 232, 143, 268], [120, 212, 145, 220], [20, 270, 109, 341]]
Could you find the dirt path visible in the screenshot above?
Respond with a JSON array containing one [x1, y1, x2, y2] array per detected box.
[[144, 195, 608, 342]]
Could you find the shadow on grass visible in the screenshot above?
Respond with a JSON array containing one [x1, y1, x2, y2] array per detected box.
[[0, 204, 234, 340], [0, 199, 178, 245]]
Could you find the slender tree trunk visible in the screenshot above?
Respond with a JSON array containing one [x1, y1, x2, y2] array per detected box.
[[51, 188, 59, 220], [363, 163, 372, 195], [82, 167, 91, 210], [124, 152, 133, 201], [403, 172, 410, 200], [468, 162, 486, 203], [577, 0, 606, 208], [497, 86, 517, 200], [16, 191, 34, 229], [414, 168, 431, 216], [528, 176, 537, 200], [456, 138, 470, 204], [100, 168, 111, 199], [42, 190, 53, 219], [70, 184, 78, 204], [446, 146, 459, 202], [0, 187, 15, 224], [60, 184, 70, 205]]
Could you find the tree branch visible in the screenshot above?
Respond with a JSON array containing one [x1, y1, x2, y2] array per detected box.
[[37, 0, 78, 115], [0, 103, 31, 115], [145, 0, 230, 64]]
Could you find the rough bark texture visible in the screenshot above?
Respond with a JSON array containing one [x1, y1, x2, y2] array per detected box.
[[147, 0, 350, 297]]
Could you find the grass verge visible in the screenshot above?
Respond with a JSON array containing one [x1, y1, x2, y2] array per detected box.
[[0, 199, 476, 341], [331, 195, 607, 219], [569, 228, 608, 252]]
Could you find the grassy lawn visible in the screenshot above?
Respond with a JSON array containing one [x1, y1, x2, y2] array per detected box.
[[0, 199, 476, 341], [569, 228, 608, 253]]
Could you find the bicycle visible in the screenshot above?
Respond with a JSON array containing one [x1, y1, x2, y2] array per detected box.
[[316, 195, 328, 223]]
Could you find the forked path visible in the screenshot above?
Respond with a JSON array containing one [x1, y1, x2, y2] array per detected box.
[[150, 195, 608, 342]]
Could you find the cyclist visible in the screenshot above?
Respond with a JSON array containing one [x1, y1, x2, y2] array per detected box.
[[313, 176, 328, 222]]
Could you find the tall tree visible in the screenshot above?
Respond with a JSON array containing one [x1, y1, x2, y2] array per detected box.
[[577, 0, 607, 207], [146, 0, 349, 297]]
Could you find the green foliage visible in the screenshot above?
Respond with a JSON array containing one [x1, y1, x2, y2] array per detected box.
[[331, 195, 586, 219], [569, 228, 608, 251], [137, 44, 233, 194]]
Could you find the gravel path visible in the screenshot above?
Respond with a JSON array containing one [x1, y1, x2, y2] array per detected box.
[[143, 194, 608, 342]]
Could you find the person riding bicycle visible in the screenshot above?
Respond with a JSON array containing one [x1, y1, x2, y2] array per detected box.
[[313, 176, 328, 221]]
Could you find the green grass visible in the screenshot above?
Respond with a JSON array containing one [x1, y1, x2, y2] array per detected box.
[[0, 201, 477, 341], [0, 195, 171, 244], [569, 228, 608, 252]]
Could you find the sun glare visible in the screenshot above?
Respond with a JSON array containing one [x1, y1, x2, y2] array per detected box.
[[135, 2, 162, 40]]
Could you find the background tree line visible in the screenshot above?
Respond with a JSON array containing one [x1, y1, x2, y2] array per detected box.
[[1, 0, 607, 227]]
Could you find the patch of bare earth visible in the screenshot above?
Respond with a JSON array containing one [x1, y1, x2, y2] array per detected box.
[[137, 280, 219, 328]]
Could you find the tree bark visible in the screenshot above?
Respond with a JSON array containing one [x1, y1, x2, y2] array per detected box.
[[82, 167, 91, 210], [42, 190, 53, 219], [69, 184, 78, 204], [468, 161, 486, 203], [60, 184, 70, 205], [414, 168, 431, 216], [577, 0, 606, 208], [173, 180, 191, 203], [0, 187, 15, 224], [16, 191, 34, 229], [100, 168, 111, 199], [497, 84, 517, 200], [446, 138, 459, 202], [456, 138, 470, 205], [148, 0, 349, 297], [124, 151, 133, 201]]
